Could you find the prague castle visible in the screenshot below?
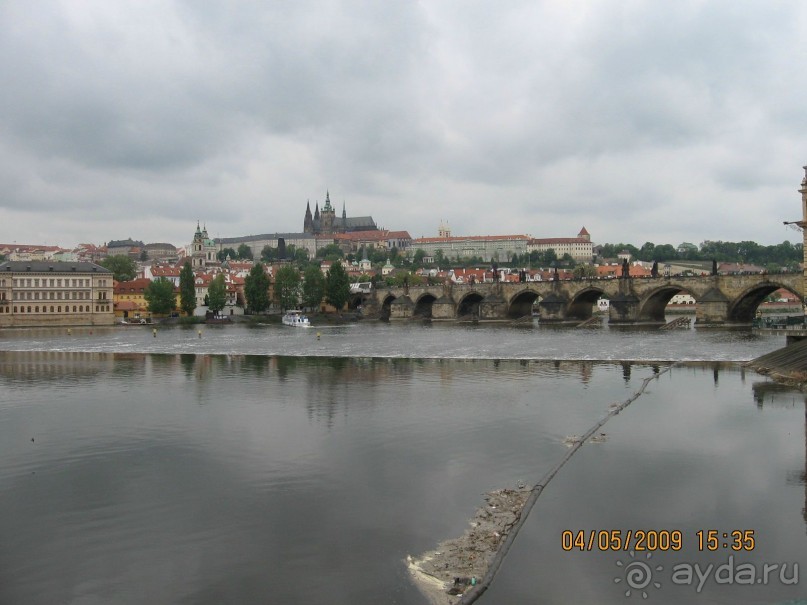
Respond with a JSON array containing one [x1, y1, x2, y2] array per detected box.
[[303, 191, 377, 235]]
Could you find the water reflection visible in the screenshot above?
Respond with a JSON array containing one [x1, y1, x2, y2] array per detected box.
[[1, 353, 805, 605]]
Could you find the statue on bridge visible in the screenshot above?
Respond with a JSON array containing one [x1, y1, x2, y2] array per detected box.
[[621, 258, 630, 279], [651, 261, 658, 278], [712, 259, 718, 276]]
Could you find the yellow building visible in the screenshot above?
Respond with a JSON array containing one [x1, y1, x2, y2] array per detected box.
[[113, 278, 152, 321], [0, 261, 114, 327]]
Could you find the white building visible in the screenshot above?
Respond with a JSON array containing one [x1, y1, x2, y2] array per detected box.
[[527, 227, 593, 262]]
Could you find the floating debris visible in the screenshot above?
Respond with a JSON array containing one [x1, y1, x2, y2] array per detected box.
[[562, 435, 582, 447], [589, 432, 608, 443], [407, 486, 531, 604]]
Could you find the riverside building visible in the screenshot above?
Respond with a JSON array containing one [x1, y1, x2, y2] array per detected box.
[[0, 261, 114, 328]]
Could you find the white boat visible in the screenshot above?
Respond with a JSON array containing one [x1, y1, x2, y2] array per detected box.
[[282, 310, 312, 327]]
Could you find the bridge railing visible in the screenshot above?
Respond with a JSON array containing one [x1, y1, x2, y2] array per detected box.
[[753, 315, 807, 329]]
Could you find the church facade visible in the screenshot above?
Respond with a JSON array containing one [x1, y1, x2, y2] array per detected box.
[[303, 191, 377, 235]]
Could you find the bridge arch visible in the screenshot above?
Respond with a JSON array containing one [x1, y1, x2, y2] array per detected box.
[[413, 293, 437, 318], [457, 292, 484, 318], [507, 288, 541, 318], [567, 287, 606, 320], [728, 281, 802, 323], [380, 294, 396, 321], [348, 293, 369, 311], [637, 284, 696, 323]]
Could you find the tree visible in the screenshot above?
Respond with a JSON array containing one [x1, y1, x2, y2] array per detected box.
[[302, 265, 325, 311], [217, 247, 237, 262], [651, 244, 677, 261], [244, 263, 270, 313], [325, 260, 350, 312], [316, 243, 344, 260], [237, 243, 253, 260], [293, 247, 309, 265], [139, 249, 148, 262], [260, 245, 277, 262], [101, 255, 137, 282], [207, 274, 227, 313], [274, 265, 301, 311], [143, 277, 176, 315], [179, 262, 196, 316], [572, 264, 598, 279], [412, 249, 426, 266]]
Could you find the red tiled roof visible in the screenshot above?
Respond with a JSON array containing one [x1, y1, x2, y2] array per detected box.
[[413, 235, 529, 244], [114, 278, 152, 294], [528, 237, 590, 245], [114, 301, 141, 311]]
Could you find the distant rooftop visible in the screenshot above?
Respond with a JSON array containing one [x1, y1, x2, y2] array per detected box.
[[0, 261, 111, 273]]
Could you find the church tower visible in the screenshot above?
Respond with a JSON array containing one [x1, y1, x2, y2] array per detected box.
[[320, 190, 335, 234], [342, 201, 347, 232], [191, 221, 206, 269], [304, 200, 314, 234]]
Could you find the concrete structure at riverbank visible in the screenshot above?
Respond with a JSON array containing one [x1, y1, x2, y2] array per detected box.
[[0, 261, 114, 327]]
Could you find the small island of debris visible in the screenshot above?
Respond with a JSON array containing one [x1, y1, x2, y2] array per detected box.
[[406, 486, 531, 604]]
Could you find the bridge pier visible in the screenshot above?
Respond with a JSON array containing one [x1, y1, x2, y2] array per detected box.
[[389, 295, 415, 320], [608, 292, 640, 323], [695, 288, 730, 325], [432, 294, 457, 319], [538, 293, 569, 322], [480, 290, 507, 320]]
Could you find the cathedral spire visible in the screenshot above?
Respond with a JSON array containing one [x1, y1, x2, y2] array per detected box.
[[304, 200, 314, 233]]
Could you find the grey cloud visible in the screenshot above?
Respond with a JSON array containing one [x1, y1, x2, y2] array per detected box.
[[1, 0, 807, 246]]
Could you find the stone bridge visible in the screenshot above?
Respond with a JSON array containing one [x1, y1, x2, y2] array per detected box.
[[356, 273, 804, 325]]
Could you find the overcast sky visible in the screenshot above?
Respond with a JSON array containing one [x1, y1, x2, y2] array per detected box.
[[2, 1, 807, 250]]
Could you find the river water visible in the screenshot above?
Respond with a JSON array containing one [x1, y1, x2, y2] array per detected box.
[[0, 322, 804, 604]]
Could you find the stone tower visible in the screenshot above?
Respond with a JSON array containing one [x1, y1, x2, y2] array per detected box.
[[304, 201, 314, 234], [191, 222, 206, 269], [438, 220, 451, 238], [320, 190, 335, 234]]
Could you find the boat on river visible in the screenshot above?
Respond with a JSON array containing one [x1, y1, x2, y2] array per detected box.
[[282, 310, 312, 327]]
